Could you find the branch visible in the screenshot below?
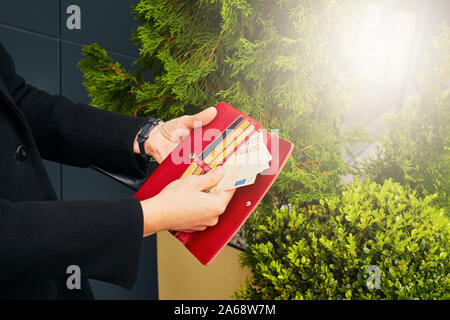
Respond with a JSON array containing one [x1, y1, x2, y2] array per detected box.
[[206, 38, 222, 66]]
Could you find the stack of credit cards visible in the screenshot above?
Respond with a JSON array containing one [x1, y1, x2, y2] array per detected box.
[[180, 116, 272, 191]]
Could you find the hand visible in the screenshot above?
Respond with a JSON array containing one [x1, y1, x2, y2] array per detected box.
[[134, 107, 217, 163], [140, 167, 235, 237]]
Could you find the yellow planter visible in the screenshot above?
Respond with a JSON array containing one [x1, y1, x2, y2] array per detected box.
[[157, 232, 251, 300]]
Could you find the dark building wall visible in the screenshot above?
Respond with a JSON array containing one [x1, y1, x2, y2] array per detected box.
[[0, 0, 158, 300]]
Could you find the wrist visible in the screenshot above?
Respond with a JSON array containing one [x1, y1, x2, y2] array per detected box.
[[134, 118, 163, 157], [141, 196, 167, 237], [133, 131, 142, 154]]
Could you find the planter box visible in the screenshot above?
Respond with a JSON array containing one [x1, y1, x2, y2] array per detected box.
[[157, 232, 251, 300]]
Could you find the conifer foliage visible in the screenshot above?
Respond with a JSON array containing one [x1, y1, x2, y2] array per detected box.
[[79, 0, 364, 209]]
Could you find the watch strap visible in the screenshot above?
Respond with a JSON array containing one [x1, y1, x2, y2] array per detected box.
[[138, 118, 162, 158]]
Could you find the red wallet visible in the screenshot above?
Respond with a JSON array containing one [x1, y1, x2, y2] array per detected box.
[[134, 101, 293, 265]]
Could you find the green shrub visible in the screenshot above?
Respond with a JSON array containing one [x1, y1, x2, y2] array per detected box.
[[236, 179, 449, 300]]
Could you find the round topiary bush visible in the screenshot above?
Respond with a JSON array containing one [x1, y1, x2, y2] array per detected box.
[[236, 179, 449, 300]]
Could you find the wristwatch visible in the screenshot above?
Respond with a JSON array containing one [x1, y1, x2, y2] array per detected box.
[[137, 118, 163, 159]]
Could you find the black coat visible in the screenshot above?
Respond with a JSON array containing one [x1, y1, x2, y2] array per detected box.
[[0, 43, 154, 299]]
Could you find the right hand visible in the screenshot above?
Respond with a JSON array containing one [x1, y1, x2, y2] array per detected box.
[[140, 167, 235, 237]]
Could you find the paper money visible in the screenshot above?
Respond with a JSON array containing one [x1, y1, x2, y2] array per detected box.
[[213, 131, 271, 191]]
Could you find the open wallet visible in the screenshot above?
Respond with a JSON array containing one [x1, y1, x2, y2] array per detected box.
[[134, 101, 294, 265]]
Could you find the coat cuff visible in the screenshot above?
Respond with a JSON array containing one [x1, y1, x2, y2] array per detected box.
[[90, 116, 160, 191], [115, 115, 149, 178], [92, 197, 144, 289]]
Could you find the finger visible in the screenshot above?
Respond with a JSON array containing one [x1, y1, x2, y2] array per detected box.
[[207, 216, 219, 227], [213, 189, 236, 213], [220, 189, 236, 203], [179, 226, 208, 232], [182, 107, 217, 130], [192, 167, 224, 190]]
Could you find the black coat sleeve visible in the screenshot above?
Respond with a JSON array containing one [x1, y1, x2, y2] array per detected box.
[[0, 197, 143, 289], [0, 44, 151, 290], [0, 43, 149, 179]]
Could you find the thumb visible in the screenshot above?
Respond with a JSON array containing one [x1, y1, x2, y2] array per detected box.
[[183, 107, 217, 129], [193, 167, 225, 190]]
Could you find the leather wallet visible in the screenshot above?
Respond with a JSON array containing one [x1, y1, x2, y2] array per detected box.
[[135, 101, 294, 265]]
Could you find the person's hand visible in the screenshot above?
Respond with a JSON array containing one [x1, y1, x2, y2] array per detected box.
[[134, 107, 217, 163], [140, 167, 235, 236]]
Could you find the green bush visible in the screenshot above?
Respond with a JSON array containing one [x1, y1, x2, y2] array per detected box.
[[236, 179, 449, 300]]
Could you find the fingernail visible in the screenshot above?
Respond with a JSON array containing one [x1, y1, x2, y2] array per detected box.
[[206, 106, 217, 114]]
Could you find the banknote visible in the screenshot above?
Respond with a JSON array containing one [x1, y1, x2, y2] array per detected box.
[[212, 131, 272, 191]]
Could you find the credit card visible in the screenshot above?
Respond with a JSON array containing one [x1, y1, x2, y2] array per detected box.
[[203, 120, 251, 164], [180, 116, 246, 179], [209, 125, 256, 168], [193, 167, 204, 175], [200, 116, 245, 162], [181, 162, 198, 179]]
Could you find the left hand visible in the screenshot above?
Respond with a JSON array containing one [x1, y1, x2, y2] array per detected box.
[[134, 107, 217, 163]]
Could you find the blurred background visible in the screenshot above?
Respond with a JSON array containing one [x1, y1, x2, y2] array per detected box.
[[343, 0, 450, 164]]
